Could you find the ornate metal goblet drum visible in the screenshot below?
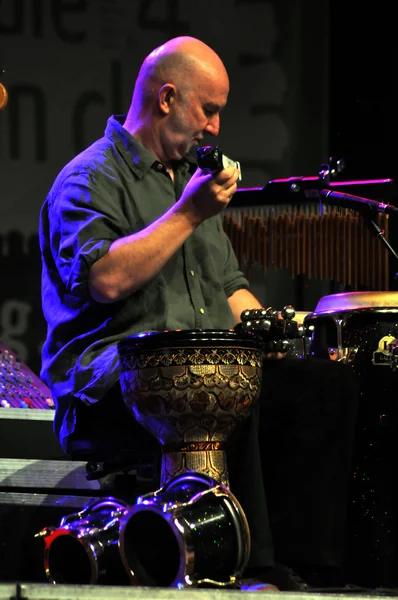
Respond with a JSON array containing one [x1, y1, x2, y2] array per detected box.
[[118, 329, 264, 487]]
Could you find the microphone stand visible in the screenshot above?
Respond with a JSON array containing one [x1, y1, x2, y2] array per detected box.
[[357, 204, 398, 284], [317, 161, 398, 287]]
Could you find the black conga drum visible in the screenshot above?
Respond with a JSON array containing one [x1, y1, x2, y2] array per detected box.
[[305, 291, 398, 588]]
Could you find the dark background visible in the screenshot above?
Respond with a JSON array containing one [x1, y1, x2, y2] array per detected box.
[[329, 2, 396, 184]]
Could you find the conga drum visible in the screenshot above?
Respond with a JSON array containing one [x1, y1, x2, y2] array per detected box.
[[117, 329, 264, 488], [304, 291, 398, 588]]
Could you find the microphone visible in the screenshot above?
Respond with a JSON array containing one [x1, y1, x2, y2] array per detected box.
[[321, 189, 398, 216]]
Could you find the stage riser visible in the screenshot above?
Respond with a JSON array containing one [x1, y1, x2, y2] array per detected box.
[[0, 408, 64, 460], [0, 584, 391, 600], [0, 495, 98, 583]]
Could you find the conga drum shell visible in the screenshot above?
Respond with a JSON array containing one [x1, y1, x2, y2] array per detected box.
[[304, 292, 398, 363], [303, 292, 398, 587], [118, 329, 264, 486]]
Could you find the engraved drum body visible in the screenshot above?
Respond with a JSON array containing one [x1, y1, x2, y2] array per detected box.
[[118, 329, 263, 487]]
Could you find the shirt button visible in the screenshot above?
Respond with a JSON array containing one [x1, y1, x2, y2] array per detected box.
[[190, 270, 195, 276], [199, 308, 205, 314]]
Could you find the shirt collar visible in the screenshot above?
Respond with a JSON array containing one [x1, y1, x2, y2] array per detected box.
[[104, 115, 197, 179]]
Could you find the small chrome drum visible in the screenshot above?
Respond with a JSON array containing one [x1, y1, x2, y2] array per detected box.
[[118, 329, 264, 487], [304, 291, 398, 587], [37, 498, 131, 585], [119, 471, 250, 588]]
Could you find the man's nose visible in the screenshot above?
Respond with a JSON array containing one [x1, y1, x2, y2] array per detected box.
[[205, 114, 220, 136]]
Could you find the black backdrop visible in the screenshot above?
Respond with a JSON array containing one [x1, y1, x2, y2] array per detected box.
[[329, 1, 396, 182]]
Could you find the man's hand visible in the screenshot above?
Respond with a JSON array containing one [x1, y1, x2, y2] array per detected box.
[[230, 293, 289, 361], [177, 165, 240, 224]]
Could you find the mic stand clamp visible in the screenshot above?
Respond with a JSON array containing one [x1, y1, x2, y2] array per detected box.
[[319, 157, 345, 185]]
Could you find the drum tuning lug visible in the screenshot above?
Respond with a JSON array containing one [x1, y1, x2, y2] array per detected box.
[[252, 309, 263, 320], [240, 308, 257, 323], [281, 305, 296, 320], [240, 310, 252, 322], [280, 339, 291, 353], [240, 308, 268, 322], [257, 319, 272, 331], [284, 320, 299, 338], [265, 307, 279, 320], [270, 339, 290, 354], [263, 341, 276, 354], [391, 346, 398, 371]]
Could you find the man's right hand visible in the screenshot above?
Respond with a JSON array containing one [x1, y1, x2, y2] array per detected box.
[[177, 165, 240, 223]]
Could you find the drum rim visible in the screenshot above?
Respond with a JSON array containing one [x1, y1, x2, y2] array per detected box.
[[312, 291, 398, 314], [118, 328, 264, 353], [304, 306, 398, 320]]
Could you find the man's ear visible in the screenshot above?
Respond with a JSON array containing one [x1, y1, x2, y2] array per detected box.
[[158, 83, 176, 115]]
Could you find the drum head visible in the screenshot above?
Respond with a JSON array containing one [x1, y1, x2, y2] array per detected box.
[[308, 291, 398, 317]]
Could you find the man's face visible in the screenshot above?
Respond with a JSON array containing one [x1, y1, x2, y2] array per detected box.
[[163, 74, 229, 161]]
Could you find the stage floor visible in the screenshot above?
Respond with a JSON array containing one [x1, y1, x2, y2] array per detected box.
[[1, 583, 398, 600]]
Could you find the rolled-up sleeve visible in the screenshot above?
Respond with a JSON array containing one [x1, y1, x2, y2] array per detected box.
[[218, 218, 249, 297], [48, 169, 130, 301]]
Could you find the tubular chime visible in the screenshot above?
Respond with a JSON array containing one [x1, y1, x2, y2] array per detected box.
[[223, 207, 390, 290]]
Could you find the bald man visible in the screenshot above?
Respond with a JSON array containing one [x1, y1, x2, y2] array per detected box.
[[39, 37, 358, 591]]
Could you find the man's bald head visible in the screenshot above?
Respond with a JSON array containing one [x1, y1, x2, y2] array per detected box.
[[125, 37, 229, 164], [132, 36, 229, 113]]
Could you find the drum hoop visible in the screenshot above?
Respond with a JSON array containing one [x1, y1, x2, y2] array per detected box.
[[43, 527, 99, 584], [118, 329, 264, 354], [304, 306, 398, 321]]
